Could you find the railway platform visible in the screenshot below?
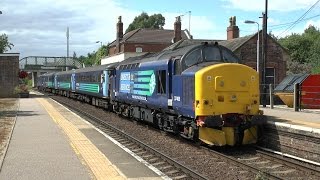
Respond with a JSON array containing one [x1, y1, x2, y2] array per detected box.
[[262, 106, 320, 134], [1, 92, 319, 179], [0, 92, 163, 180]]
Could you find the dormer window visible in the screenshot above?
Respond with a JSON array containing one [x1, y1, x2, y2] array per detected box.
[[136, 47, 142, 53]]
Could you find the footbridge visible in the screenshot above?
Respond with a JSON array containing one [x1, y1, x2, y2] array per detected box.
[[20, 56, 82, 87]]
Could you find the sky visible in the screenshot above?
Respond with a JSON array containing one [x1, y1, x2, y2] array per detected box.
[[1, 0, 320, 59]]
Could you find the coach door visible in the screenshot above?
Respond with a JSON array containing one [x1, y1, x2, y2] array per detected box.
[[71, 73, 76, 92], [54, 75, 58, 89], [102, 70, 109, 97]]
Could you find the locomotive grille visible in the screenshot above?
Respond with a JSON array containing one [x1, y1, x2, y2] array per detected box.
[[182, 76, 194, 106]]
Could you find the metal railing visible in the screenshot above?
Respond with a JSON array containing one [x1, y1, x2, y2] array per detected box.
[[264, 83, 320, 112], [19, 56, 82, 70]]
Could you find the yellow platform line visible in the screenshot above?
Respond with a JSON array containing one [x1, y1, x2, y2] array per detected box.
[[38, 98, 125, 180]]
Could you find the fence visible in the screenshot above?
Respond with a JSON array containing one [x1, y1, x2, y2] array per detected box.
[[263, 83, 320, 111]]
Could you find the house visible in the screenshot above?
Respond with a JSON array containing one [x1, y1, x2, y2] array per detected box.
[[101, 16, 191, 65], [102, 15, 288, 86], [219, 16, 288, 86]]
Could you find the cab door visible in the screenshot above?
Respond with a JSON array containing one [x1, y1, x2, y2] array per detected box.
[[168, 59, 174, 107]]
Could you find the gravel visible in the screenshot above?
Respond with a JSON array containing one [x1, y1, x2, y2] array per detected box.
[[0, 98, 18, 168]]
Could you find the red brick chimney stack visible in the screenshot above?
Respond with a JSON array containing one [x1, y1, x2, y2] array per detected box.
[[227, 16, 239, 40], [116, 16, 123, 53], [173, 16, 182, 43]]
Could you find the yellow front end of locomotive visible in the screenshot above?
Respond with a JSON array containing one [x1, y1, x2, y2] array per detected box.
[[195, 63, 260, 146]]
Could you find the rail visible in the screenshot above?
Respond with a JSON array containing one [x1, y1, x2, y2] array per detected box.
[[53, 95, 208, 180]]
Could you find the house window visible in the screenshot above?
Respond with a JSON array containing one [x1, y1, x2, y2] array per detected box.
[[136, 47, 142, 53], [157, 70, 166, 94], [265, 67, 275, 87]]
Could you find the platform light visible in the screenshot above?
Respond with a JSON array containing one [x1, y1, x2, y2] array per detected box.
[[244, 20, 260, 73]]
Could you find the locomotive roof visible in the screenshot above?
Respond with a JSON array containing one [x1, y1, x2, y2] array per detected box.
[[74, 63, 118, 73], [55, 70, 75, 75]]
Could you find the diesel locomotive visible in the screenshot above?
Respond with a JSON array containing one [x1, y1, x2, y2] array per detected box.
[[38, 40, 265, 146]]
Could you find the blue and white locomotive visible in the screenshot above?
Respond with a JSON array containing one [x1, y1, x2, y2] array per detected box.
[[39, 40, 264, 146]]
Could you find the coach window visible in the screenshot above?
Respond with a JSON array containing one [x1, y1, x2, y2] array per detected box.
[[157, 70, 166, 94], [266, 67, 275, 87]]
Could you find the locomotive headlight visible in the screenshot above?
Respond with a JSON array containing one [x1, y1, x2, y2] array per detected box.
[[230, 94, 237, 102]]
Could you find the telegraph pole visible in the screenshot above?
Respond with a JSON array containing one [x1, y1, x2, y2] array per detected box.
[[261, 0, 268, 107], [66, 27, 69, 71]]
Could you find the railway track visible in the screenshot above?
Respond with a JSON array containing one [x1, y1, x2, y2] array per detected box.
[[260, 127, 320, 164], [214, 146, 320, 180], [47, 93, 320, 179], [51, 95, 207, 180]]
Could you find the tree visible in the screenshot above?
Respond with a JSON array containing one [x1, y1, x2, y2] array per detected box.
[[77, 44, 109, 67], [278, 25, 320, 74], [0, 34, 14, 53], [126, 12, 165, 33], [95, 45, 109, 65], [72, 51, 77, 59]]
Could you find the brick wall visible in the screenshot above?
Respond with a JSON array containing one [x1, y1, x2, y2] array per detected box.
[[234, 37, 287, 85], [0, 54, 19, 98], [124, 43, 170, 53], [109, 43, 170, 56]]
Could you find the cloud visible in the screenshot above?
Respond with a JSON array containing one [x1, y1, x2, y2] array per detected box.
[[162, 12, 222, 39], [0, 0, 139, 58], [221, 0, 318, 12], [305, 19, 320, 29], [1, 0, 223, 58]]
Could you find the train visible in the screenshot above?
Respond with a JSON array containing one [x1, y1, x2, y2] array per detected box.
[[38, 40, 265, 146]]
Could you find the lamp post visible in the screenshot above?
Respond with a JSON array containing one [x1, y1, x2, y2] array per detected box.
[[244, 20, 260, 72], [96, 41, 103, 48]]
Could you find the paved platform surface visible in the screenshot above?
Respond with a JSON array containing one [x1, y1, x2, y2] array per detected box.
[[0, 93, 163, 180], [261, 105, 320, 132], [0, 96, 92, 180]]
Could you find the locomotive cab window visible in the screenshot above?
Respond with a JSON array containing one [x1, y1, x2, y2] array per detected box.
[[203, 46, 221, 62], [157, 70, 166, 94], [184, 48, 201, 68], [221, 48, 238, 63]]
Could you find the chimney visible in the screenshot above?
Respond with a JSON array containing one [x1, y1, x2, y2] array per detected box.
[[227, 16, 239, 40], [116, 16, 123, 53], [173, 16, 182, 43]]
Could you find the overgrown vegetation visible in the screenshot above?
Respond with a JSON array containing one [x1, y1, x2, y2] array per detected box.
[[278, 25, 320, 74], [0, 34, 14, 53], [76, 45, 109, 67]]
